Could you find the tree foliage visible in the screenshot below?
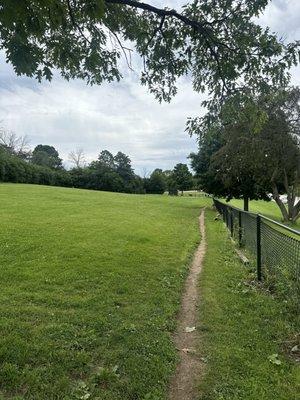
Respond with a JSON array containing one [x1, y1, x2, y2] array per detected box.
[[0, 145, 145, 194], [0, 146, 71, 186], [79, 149, 143, 193], [144, 169, 166, 194], [173, 163, 193, 194], [31, 144, 63, 170], [0, 0, 298, 109], [191, 87, 300, 220]]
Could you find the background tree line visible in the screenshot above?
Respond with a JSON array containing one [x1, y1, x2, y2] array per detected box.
[[1, 1, 299, 219], [0, 131, 194, 195]]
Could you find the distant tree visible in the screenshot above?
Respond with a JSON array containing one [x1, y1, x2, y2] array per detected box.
[[173, 163, 193, 195], [161, 170, 178, 196], [31, 145, 63, 170], [89, 151, 121, 192], [87, 150, 142, 193], [0, 128, 30, 160], [0, 146, 71, 186], [88, 166, 124, 192], [98, 150, 115, 169], [189, 123, 225, 196], [167, 176, 179, 196], [131, 175, 145, 194], [68, 148, 86, 168], [114, 151, 135, 185], [145, 169, 166, 194], [142, 167, 151, 179]]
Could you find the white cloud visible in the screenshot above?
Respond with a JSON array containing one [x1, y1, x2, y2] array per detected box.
[[259, 0, 300, 40], [0, 0, 299, 174], [0, 65, 203, 173]]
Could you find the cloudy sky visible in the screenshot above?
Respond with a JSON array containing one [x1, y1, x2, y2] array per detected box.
[[0, 0, 299, 175]]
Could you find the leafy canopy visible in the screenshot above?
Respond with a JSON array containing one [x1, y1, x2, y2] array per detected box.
[[1, 0, 299, 107], [31, 144, 63, 169], [190, 87, 300, 218], [173, 163, 193, 192]]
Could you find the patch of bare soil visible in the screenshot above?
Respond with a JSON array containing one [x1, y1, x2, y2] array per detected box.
[[168, 209, 206, 400]]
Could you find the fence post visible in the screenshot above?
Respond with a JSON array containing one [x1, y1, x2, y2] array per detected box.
[[238, 211, 242, 247], [227, 209, 230, 230], [256, 214, 262, 281], [230, 210, 234, 237]]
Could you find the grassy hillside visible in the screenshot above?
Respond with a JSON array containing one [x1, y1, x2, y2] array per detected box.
[[1, 184, 298, 399], [0, 184, 210, 400]]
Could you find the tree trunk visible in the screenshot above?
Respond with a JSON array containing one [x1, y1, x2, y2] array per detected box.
[[272, 183, 289, 222], [291, 199, 300, 223], [243, 197, 249, 211], [271, 169, 300, 224]]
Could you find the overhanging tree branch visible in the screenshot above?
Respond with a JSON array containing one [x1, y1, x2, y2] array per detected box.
[[105, 0, 211, 35], [66, 0, 91, 43], [143, 15, 166, 53]]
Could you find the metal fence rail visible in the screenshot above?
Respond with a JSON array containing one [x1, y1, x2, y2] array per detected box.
[[213, 198, 300, 306]]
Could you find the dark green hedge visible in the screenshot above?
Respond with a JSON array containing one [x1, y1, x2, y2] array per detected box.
[[0, 148, 72, 187], [0, 149, 144, 193]]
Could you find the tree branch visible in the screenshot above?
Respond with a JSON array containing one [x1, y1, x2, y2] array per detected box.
[[66, 0, 91, 43], [105, 0, 234, 95], [108, 29, 134, 70], [143, 15, 165, 53], [105, 0, 210, 35]]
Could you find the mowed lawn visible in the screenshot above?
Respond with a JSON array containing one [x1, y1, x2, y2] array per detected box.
[[198, 211, 299, 400], [0, 184, 209, 400], [228, 199, 300, 229]]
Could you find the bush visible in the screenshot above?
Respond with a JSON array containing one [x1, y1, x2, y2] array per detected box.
[[0, 149, 67, 187], [0, 148, 151, 196]]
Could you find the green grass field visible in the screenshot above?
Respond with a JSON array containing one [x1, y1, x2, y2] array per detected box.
[[0, 184, 298, 400], [197, 212, 299, 400], [0, 184, 210, 400], [228, 199, 300, 229]]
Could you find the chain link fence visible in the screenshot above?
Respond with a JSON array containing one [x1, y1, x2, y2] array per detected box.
[[213, 199, 300, 308]]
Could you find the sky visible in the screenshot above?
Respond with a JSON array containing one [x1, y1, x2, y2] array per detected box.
[[0, 0, 299, 175]]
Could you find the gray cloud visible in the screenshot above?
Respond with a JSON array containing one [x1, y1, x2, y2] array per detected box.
[[0, 1, 299, 175]]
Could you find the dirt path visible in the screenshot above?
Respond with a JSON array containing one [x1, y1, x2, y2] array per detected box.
[[168, 209, 206, 400]]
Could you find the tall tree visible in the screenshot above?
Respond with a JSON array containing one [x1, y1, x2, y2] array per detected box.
[[114, 151, 134, 184], [68, 148, 86, 168], [98, 150, 115, 169], [144, 169, 166, 194], [208, 125, 271, 211], [31, 145, 63, 170], [164, 170, 179, 196], [0, 129, 30, 160], [189, 123, 225, 197], [257, 88, 300, 222], [173, 163, 193, 195], [191, 87, 300, 220]]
